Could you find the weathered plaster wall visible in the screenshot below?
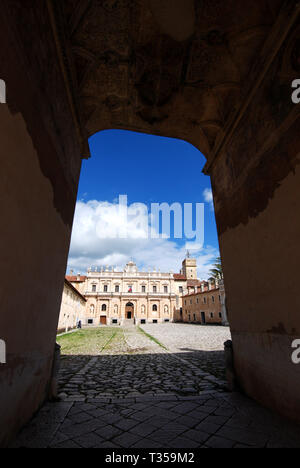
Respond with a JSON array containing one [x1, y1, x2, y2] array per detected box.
[[210, 25, 300, 421], [0, 3, 82, 446]]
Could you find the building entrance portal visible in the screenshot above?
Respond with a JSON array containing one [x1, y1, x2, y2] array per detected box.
[[125, 302, 134, 320]]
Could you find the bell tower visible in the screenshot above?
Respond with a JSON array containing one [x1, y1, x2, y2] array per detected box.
[[182, 253, 197, 279]]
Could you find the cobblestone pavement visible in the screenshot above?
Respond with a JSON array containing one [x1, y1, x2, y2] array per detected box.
[[12, 324, 300, 448]]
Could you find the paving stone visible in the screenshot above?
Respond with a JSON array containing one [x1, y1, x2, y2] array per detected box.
[[206, 435, 236, 448], [68, 412, 94, 424], [168, 437, 199, 448], [11, 324, 300, 449], [216, 426, 269, 448], [182, 429, 210, 444], [73, 432, 105, 448], [112, 432, 142, 448], [175, 415, 200, 429], [132, 438, 162, 448], [95, 425, 122, 440], [147, 416, 175, 428], [52, 440, 82, 448], [114, 418, 140, 431], [195, 420, 221, 435], [130, 422, 157, 438], [204, 415, 229, 426]]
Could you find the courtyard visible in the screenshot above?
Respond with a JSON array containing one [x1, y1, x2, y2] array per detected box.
[[11, 324, 300, 448]]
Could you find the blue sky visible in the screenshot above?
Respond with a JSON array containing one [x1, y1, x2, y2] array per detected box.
[[67, 129, 220, 278]]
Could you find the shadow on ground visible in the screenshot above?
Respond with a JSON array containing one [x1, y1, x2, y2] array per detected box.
[[58, 350, 227, 401]]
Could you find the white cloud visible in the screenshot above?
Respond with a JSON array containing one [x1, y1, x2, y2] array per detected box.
[[203, 188, 214, 210], [67, 199, 219, 279]]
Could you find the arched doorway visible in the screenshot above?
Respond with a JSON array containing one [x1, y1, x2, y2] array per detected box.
[[125, 302, 134, 320]]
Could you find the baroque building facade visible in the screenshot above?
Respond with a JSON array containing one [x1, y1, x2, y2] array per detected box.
[[67, 258, 199, 326]]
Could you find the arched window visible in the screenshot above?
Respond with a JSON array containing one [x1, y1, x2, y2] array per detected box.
[[101, 304, 107, 311], [152, 304, 158, 312]]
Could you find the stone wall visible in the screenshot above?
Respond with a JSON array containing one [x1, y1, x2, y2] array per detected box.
[[209, 22, 300, 421], [0, 3, 82, 446]]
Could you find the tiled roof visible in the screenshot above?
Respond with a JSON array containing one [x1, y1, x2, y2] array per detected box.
[[187, 279, 201, 287], [66, 275, 86, 282], [184, 287, 220, 297], [173, 274, 186, 280]]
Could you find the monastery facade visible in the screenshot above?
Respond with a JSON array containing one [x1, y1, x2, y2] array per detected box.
[[67, 257, 201, 326]]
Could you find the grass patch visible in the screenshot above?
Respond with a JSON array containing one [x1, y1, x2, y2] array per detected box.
[[57, 327, 122, 355], [100, 330, 118, 352], [137, 326, 168, 351]]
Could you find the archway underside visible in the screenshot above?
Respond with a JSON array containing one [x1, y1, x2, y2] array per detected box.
[[51, 0, 284, 159]]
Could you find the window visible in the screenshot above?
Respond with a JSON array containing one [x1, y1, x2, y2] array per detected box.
[[115, 285, 119, 293], [219, 295, 221, 302], [203, 297, 206, 304], [212, 296, 215, 303], [153, 286, 157, 293], [152, 304, 158, 311], [88, 319, 93, 324], [196, 298, 199, 304], [179, 286, 183, 294], [184, 300, 187, 305], [92, 285, 96, 292], [141, 319, 146, 324], [164, 286, 168, 293], [142, 285, 146, 293], [164, 319, 170, 323], [188, 315, 191, 322], [193, 314, 196, 321], [153, 319, 158, 324], [112, 319, 118, 324], [128, 285, 133, 293], [102, 304, 107, 311], [210, 312, 214, 318], [219, 313, 222, 318], [190, 299, 192, 305], [104, 285, 108, 292]]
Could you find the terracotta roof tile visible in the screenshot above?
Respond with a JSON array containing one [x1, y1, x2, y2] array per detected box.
[[66, 275, 86, 282], [173, 274, 186, 280]]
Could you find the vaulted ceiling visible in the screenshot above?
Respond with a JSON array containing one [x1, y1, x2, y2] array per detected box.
[[54, 0, 284, 158]]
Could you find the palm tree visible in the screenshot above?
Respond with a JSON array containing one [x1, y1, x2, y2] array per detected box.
[[209, 256, 223, 281]]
